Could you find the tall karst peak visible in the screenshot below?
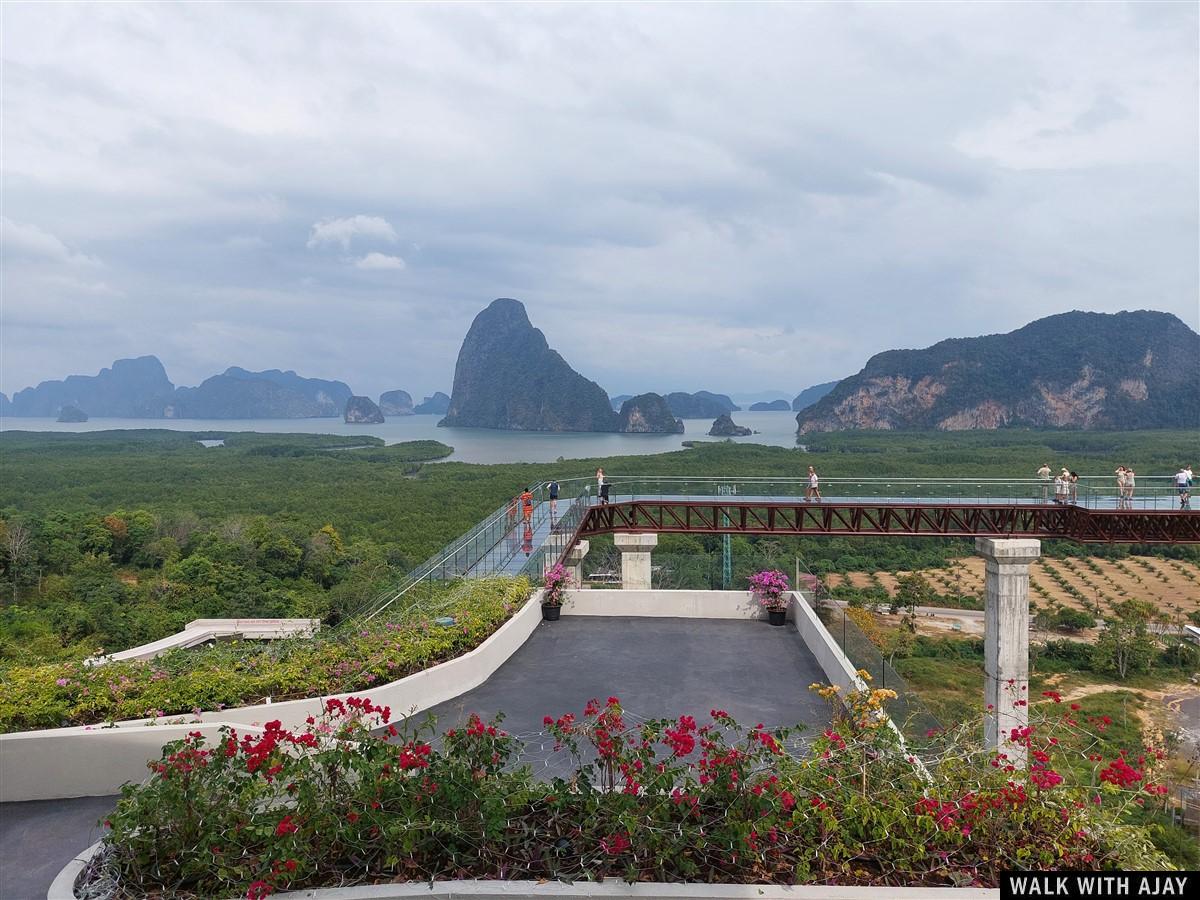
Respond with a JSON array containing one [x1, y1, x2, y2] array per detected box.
[[440, 298, 622, 432]]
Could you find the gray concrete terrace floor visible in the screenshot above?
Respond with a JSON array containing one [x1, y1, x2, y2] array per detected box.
[[406, 616, 831, 778], [0, 794, 116, 900], [0, 616, 830, 899]]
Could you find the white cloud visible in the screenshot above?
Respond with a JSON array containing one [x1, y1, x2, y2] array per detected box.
[[1, 217, 100, 266], [0, 2, 1195, 398], [306, 215, 398, 250], [354, 252, 406, 270]]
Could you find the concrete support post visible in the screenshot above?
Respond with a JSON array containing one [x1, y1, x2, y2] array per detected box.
[[976, 537, 1040, 768], [613, 533, 657, 590], [564, 540, 590, 588]]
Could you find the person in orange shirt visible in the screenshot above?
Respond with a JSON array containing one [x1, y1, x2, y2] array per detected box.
[[520, 486, 534, 523]]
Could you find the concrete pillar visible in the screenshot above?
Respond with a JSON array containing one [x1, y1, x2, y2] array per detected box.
[[976, 537, 1040, 768], [613, 533, 657, 590], [564, 540, 590, 588]]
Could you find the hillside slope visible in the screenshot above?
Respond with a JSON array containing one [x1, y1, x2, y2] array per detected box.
[[796, 311, 1199, 432]]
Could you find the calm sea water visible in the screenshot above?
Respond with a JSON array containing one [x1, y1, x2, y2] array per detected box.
[[0, 411, 803, 464]]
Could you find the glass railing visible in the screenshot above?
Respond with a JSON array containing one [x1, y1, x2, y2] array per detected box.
[[352, 472, 1193, 622], [582, 475, 1188, 511], [794, 559, 941, 744]]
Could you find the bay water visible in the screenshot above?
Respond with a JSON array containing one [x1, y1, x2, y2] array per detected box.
[[1, 411, 803, 464]]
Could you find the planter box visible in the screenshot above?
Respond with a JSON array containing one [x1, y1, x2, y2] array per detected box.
[[49, 841, 998, 900]]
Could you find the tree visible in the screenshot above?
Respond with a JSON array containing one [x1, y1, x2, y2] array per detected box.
[[892, 573, 936, 616], [1093, 599, 1157, 680], [1052, 607, 1095, 633], [2, 520, 34, 601]]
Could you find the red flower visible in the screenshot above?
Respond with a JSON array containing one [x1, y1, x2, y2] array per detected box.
[[599, 831, 631, 855], [346, 812, 360, 823], [1099, 757, 1143, 788], [247, 881, 273, 900], [275, 814, 298, 836]]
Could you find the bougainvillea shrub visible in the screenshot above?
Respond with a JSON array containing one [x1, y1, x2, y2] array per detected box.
[[0, 577, 530, 732], [748, 569, 790, 610], [96, 685, 1170, 899]]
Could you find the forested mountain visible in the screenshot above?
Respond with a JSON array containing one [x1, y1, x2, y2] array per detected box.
[[792, 380, 840, 412], [169, 374, 343, 419], [440, 298, 620, 431], [617, 393, 684, 433], [5, 359, 355, 420], [223, 367, 352, 416], [414, 392, 450, 415], [796, 311, 1200, 432], [749, 400, 791, 411], [379, 390, 414, 416], [7, 356, 175, 417], [664, 391, 739, 418]]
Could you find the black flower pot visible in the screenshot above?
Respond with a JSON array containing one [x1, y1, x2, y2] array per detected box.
[[767, 608, 786, 627], [542, 603, 562, 621]]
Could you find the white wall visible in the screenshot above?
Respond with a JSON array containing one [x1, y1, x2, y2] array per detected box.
[[0, 595, 544, 801], [563, 589, 775, 620], [4, 589, 878, 802]]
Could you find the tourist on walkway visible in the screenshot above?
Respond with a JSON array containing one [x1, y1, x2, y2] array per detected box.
[[1124, 468, 1135, 507], [805, 466, 822, 502], [1069, 471, 1079, 504], [1037, 463, 1052, 500], [1054, 472, 1067, 504], [1177, 466, 1191, 510], [548, 479, 559, 520], [520, 486, 534, 523], [522, 523, 534, 557], [1115, 466, 1128, 509], [596, 467, 606, 504]]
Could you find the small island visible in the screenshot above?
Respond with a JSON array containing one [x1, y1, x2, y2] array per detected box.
[[749, 399, 791, 411], [708, 413, 752, 436], [618, 393, 684, 433], [56, 405, 89, 423], [343, 396, 385, 424], [378, 390, 414, 416]]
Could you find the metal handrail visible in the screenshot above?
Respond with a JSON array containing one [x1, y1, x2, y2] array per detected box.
[[351, 472, 1195, 623]]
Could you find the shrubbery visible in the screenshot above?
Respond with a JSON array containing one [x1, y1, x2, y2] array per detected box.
[[93, 688, 1171, 899], [0, 577, 530, 733]]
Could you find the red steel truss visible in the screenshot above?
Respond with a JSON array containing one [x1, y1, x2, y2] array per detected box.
[[572, 500, 1200, 544]]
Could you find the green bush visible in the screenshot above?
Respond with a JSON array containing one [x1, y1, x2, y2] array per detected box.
[[0, 577, 530, 733]]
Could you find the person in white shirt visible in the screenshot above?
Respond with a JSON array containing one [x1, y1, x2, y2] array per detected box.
[[805, 466, 822, 502], [1053, 473, 1067, 504], [1115, 467, 1128, 508], [1037, 463, 1052, 501], [1177, 467, 1191, 510]]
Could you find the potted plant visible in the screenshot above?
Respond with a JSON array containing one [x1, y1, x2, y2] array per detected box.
[[541, 562, 570, 621], [749, 569, 790, 625]]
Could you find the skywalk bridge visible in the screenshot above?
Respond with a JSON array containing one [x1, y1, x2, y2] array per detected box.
[[354, 475, 1199, 624]]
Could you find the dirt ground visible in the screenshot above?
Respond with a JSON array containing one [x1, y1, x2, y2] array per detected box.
[[824, 556, 1200, 621]]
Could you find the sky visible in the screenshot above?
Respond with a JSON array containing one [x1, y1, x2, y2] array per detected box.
[[2, 1, 1197, 402]]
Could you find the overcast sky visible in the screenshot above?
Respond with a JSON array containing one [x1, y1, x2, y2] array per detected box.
[[2, 1, 1197, 401]]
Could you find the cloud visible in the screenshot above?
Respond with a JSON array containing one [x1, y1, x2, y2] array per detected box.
[[306, 215, 398, 250], [354, 252, 406, 270], [0, 2, 1195, 399], [1, 217, 100, 266]]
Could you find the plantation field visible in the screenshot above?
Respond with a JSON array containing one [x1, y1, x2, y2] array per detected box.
[[824, 555, 1200, 621]]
